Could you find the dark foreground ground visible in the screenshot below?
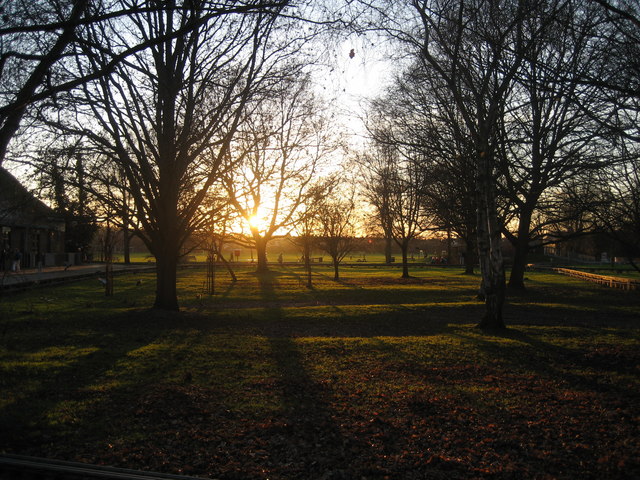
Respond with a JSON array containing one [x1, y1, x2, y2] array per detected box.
[[1, 266, 639, 479]]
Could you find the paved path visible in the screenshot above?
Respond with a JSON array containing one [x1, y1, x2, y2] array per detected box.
[[0, 263, 156, 291]]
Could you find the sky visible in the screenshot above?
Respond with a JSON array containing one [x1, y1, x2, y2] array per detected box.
[[4, 21, 398, 237], [317, 34, 395, 147]]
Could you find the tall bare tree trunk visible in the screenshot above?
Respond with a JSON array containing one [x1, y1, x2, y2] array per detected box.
[[476, 148, 506, 329], [151, 187, 180, 310], [154, 252, 178, 311], [303, 237, 312, 288], [384, 236, 393, 264], [122, 224, 131, 265], [508, 207, 534, 290], [401, 241, 410, 278], [464, 238, 476, 274], [255, 236, 269, 273]]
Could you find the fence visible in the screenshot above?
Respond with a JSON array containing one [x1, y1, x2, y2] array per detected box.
[[554, 268, 640, 291]]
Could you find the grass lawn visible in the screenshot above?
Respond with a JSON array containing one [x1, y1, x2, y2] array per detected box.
[[0, 265, 639, 479]]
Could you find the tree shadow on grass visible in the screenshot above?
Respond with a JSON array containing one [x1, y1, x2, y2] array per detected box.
[[355, 329, 639, 479], [263, 337, 368, 479], [253, 271, 356, 477], [214, 278, 239, 302], [252, 271, 473, 478], [281, 265, 318, 290], [455, 323, 640, 400], [447, 324, 640, 477], [0, 308, 206, 458], [218, 304, 467, 339], [254, 271, 405, 478]]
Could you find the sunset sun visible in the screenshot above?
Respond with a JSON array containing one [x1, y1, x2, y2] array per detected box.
[[248, 213, 268, 232]]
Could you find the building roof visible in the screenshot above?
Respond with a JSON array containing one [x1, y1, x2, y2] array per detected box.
[[0, 167, 65, 231]]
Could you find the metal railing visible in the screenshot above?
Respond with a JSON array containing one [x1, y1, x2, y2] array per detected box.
[[0, 454, 210, 480]]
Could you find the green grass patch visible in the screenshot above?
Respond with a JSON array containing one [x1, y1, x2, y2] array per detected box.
[[0, 265, 638, 478]]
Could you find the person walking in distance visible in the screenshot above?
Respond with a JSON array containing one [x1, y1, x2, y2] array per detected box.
[[11, 249, 22, 272]]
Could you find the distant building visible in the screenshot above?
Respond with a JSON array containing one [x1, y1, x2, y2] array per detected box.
[[0, 167, 65, 270]]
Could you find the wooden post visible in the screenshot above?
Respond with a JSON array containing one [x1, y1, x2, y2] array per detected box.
[[206, 250, 215, 295], [104, 224, 114, 296]]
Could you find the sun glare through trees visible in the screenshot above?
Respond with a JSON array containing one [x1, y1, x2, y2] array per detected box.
[[247, 210, 270, 233]]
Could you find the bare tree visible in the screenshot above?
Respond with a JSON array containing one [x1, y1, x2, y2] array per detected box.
[[363, 0, 572, 328], [425, 158, 477, 273], [0, 0, 234, 166], [500, 0, 610, 289], [48, 1, 302, 310], [0, 0, 90, 165], [222, 74, 335, 273], [293, 205, 319, 288], [361, 131, 433, 278], [387, 154, 433, 278], [358, 148, 396, 264], [193, 189, 239, 287], [585, 141, 640, 271], [367, 65, 478, 274], [411, 0, 535, 328], [572, 1, 640, 269], [292, 179, 334, 288], [74, 153, 138, 264], [588, 0, 640, 119], [315, 184, 359, 280], [33, 143, 98, 257]]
